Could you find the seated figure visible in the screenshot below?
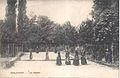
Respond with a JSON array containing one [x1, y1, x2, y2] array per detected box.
[[65, 51, 71, 65]]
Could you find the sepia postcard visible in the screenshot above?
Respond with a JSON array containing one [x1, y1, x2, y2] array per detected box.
[[0, 0, 119, 78]]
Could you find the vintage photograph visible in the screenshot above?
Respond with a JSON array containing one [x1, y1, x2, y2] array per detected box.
[[0, 0, 119, 78]]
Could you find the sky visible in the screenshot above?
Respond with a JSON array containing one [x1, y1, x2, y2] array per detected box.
[[0, 0, 93, 26]]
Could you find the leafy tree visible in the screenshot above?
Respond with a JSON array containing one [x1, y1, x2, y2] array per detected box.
[[0, 20, 4, 57], [54, 21, 78, 46], [24, 16, 55, 49], [78, 0, 119, 63], [17, 0, 27, 45], [78, 19, 94, 46], [92, 0, 119, 62], [1, 0, 17, 57]]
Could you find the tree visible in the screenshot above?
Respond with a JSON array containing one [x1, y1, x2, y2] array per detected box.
[[1, 0, 17, 57], [18, 0, 27, 32], [78, 19, 94, 46], [78, 0, 119, 62], [54, 21, 78, 46], [5, 0, 17, 32], [91, 0, 119, 62], [78, 0, 119, 63], [62, 21, 78, 46], [17, 0, 27, 46], [0, 20, 4, 57], [24, 16, 55, 49]]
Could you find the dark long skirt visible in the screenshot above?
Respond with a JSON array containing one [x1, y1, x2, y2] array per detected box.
[[81, 56, 87, 65], [56, 56, 62, 65], [73, 56, 79, 66]]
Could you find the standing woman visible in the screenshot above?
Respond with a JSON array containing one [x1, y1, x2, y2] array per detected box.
[[56, 47, 62, 65], [56, 53, 62, 65], [73, 50, 79, 66], [81, 49, 87, 65]]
